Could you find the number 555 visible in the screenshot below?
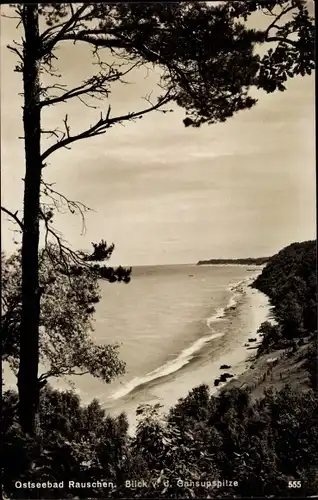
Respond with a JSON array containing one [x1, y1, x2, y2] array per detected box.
[[288, 481, 301, 488]]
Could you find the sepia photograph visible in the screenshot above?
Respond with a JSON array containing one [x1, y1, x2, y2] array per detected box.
[[1, 1, 317, 499]]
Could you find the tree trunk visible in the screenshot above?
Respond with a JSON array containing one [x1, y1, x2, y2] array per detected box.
[[18, 4, 42, 435]]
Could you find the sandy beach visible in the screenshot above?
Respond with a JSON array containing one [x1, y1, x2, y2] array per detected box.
[[110, 272, 271, 434]]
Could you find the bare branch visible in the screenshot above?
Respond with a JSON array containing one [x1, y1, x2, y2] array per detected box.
[[92, 50, 142, 84], [40, 180, 92, 235], [76, 95, 99, 109], [142, 91, 173, 114], [39, 368, 90, 381], [40, 5, 91, 54], [1, 206, 24, 231], [40, 58, 142, 109], [265, 36, 299, 48], [39, 211, 81, 275], [58, 32, 129, 51], [40, 71, 119, 108], [39, 59, 62, 78], [41, 90, 171, 162], [41, 129, 63, 140], [63, 114, 71, 139], [263, 4, 296, 38], [7, 44, 23, 62], [41, 83, 68, 93]]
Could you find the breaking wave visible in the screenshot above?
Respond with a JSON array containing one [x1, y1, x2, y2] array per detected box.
[[110, 331, 224, 400]]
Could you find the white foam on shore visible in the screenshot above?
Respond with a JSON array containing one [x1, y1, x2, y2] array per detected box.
[[110, 331, 225, 400], [206, 297, 238, 327], [112, 274, 259, 403], [227, 279, 246, 292], [206, 306, 227, 325], [206, 277, 252, 328]]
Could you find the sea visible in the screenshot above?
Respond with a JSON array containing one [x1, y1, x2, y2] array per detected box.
[[3, 264, 270, 431]]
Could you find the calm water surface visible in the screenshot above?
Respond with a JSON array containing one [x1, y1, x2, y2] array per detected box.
[[4, 264, 262, 421]]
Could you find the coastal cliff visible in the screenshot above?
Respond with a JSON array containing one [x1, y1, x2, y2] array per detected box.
[[221, 239, 317, 397]]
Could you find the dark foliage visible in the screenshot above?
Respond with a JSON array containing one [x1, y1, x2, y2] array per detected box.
[[253, 240, 317, 386], [3, 384, 318, 499], [2, 386, 130, 499], [306, 334, 318, 390], [32, 1, 315, 128]]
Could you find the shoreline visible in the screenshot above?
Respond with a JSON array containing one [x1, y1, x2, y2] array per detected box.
[[109, 278, 250, 403], [212, 281, 271, 398], [3, 269, 272, 437], [112, 271, 271, 434], [159, 273, 271, 403]]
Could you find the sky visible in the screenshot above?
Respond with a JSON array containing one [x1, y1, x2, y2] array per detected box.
[[1, 3, 316, 266]]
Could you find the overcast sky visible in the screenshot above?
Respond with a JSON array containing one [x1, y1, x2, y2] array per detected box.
[[1, 4, 315, 266]]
